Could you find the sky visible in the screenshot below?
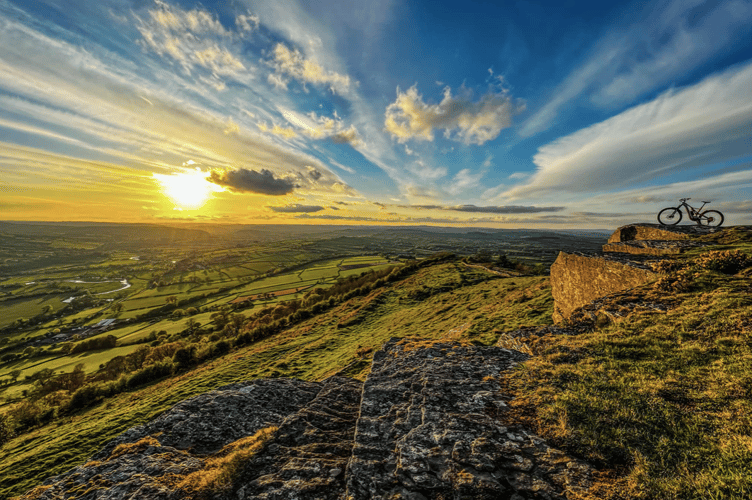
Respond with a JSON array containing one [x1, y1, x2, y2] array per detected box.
[[0, 0, 751, 228]]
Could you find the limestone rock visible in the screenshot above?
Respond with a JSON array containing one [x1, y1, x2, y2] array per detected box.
[[602, 239, 698, 255], [21, 342, 593, 500], [93, 378, 321, 459], [345, 338, 590, 499], [231, 376, 362, 500], [18, 440, 203, 500], [607, 224, 693, 243], [550, 252, 656, 323]]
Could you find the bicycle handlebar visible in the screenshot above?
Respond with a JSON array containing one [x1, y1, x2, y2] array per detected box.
[[679, 198, 690, 202]]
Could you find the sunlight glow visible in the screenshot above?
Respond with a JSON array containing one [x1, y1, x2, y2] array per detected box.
[[153, 168, 222, 210]]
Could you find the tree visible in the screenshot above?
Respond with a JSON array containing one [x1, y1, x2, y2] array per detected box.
[[0, 413, 12, 447], [165, 296, 178, 307], [9, 370, 21, 384], [111, 303, 124, 314], [185, 318, 201, 335]]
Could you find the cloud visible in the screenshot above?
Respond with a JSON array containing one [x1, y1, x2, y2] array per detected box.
[[235, 13, 259, 32], [507, 61, 752, 199], [330, 125, 360, 145], [136, 1, 247, 79], [328, 160, 356, 174], [405, 204, 564, 214], [384, 84, 524, 145], [446, 168, 485, 195], [257, 122, 297, 139], [269, 43, 351, 94], [520, 0, 752, 136], [281, 110, 361, 146], [209, 168, 296, 195], [267, 204, 325, 213]]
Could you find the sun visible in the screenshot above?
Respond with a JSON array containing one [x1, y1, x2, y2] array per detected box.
[[153, 168, 222, 210]]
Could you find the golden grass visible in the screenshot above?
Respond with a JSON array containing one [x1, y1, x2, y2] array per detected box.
[[175, 426, 277, 495]]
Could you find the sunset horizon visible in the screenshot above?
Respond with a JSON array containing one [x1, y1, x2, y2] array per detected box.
[[2, 0, 751, 228]]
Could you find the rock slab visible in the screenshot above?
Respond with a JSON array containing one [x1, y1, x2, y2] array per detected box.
[[345, 338, 590, 500]]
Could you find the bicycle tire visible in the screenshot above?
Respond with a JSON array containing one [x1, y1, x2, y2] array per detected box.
[[658, 207, 682, 225], [697, 210, 724, 227]]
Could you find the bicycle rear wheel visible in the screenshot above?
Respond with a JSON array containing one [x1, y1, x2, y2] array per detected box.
[[658, 207, 682, 225], [698, 210, 724, 227]]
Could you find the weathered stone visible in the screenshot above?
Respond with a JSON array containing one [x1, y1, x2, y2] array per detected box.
[[550, 252, 656, 323], [602, 240, 699, 255], [345, 338, 590, 500], [607, 224, 694, 243], [21, 342, 593, 500], [230, 376, 363, 500], [93, 378, 321, 459], [18, 442, 203, 500]]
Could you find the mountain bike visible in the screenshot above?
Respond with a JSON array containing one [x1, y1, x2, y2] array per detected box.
[[657, 198, 724, 227]]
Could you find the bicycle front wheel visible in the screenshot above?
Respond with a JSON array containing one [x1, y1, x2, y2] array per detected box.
[[698, 210, 724, 227], [658, 207, 682, 225]]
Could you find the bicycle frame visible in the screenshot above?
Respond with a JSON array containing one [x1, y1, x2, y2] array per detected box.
[[677, 199, 708, 222]]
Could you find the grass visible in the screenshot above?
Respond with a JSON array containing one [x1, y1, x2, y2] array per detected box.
[[506, 256, 752, 499], [0, 260, 553, 497]]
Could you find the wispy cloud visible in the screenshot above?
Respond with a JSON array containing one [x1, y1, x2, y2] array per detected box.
[[508, 61, 752, 199], [280, 110, 361, 146], [385, 84, 524, 145], [405, 204, 564, 214], [520, 0, 752, 136], [268, 43, 352, 94], [136, 0, 248, 82]]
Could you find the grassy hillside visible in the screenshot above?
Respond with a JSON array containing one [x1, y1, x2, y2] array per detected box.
[[507, 229, 752, 499], [0, 259, 553, 498]]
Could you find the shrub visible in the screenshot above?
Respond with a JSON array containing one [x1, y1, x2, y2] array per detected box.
[[68, 384, 99, 410], [695, 250, 752, 274], [126, 360, 173, 389], [173, 346, 197, 370], [0, 412, 13, 447], [70, 335, 117, 354]]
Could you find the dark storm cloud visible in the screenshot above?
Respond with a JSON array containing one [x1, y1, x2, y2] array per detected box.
[[402, 204, 565, 214], [267, 204, 325, 213], [209, 168, 296, 195]]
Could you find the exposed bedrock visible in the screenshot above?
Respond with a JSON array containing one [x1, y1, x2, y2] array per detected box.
[[550, 252, 656, 323], [21, 340, 593, 500]]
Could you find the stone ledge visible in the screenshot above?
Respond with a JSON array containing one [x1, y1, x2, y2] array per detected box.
[[607, 223, 719, 244]]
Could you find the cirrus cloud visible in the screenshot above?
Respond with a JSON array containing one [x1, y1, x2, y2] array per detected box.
[[268, 43, 352, 94], [267, 204, 325, 213], [507, 60, 752, 200]]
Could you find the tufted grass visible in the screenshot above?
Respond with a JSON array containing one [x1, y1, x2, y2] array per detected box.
[[508, 256, 752, 499]]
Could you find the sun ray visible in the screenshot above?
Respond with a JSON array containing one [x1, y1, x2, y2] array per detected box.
[[153, 168, 222, 210]]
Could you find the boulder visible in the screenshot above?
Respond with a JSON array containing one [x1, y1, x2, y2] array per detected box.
[[550, 252, 656, 323]]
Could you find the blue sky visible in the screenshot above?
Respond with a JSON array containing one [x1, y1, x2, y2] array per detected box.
[[1, 0, 751, 228]]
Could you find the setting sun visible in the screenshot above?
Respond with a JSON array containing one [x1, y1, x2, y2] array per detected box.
[[153, 169, 222, 210]]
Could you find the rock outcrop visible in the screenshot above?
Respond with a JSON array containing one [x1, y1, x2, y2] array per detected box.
[[602, 223, 711, 256], [550, 252, 656, 323], [21, 340, 592, 500], [346, 339, 591, 500], [550, 223, 722, 322]]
